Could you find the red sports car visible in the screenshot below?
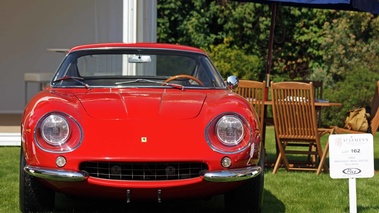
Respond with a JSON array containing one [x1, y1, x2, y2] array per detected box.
[[19, 43, 264, 212]]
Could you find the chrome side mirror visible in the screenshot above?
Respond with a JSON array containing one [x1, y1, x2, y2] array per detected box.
[[226, 76, 239, 91]]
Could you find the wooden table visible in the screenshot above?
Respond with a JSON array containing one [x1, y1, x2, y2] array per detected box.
[[263, 100, 342, 107]]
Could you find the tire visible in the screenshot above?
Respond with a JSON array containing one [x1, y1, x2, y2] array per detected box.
[[224, 148, 265, 213], [19, 147, 55, 213]]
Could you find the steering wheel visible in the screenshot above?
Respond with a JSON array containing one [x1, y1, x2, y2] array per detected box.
[[162, 74, 204, 86]]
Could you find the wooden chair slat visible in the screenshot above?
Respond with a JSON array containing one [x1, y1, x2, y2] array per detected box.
[[235, 80, 266, 145]]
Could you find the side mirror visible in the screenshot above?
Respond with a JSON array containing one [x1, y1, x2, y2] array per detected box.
[[226, 76, 239, 91]]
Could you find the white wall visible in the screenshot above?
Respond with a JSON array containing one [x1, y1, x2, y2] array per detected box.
[[0, 0, 124, 113]]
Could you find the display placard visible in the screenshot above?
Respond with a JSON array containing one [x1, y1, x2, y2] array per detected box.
[[329, 134, 374, 179]]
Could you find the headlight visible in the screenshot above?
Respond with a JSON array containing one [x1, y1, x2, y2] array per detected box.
[[41, 114, 70, 145], [216, 115, 244, 146], [205, 113, 252, 154], [35, 112, 83, 153]]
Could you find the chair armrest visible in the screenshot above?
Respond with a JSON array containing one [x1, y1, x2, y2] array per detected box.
[[318, 128, 334, 136], [331, 126, 364, 134]]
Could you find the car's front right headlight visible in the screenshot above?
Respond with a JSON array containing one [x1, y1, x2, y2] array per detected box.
[[40, 114, 70, 145]]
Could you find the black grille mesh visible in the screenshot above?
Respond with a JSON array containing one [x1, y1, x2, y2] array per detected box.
[[79, 162, 208, 181]]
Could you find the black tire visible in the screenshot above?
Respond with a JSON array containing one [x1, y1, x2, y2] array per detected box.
[[19, 147, 55, 213], [224, 148, 265, 213]]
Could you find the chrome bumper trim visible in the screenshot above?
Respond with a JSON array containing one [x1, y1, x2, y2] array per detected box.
[[203, 166, 262, 182], [24, 165, 88, 182]]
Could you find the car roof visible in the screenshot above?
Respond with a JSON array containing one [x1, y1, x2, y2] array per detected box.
[[69, 43, 206, 54]]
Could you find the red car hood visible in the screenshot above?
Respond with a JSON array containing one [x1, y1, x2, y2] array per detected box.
[[74, 90, 206, 120]]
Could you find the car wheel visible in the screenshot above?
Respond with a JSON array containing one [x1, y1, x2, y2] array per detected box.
[[224, 148, 265, 213], [19, 147, 55, 213]]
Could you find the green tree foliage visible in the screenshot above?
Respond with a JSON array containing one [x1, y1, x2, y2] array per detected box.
[[322, 63, 379, 127], [205, 39, 262, 80], [157, 0, 227, 47], [157, 0, 379, 126], [157, 0, 268, 80], [319, 11, 379, 126]]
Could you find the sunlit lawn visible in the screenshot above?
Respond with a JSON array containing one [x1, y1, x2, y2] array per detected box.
[[263, 127, 379, 213], [1, 127, 378, 212]]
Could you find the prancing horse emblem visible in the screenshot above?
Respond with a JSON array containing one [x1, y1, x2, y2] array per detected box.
[[141, 137, 147, 143]]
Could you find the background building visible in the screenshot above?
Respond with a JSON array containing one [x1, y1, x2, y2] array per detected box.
[[0, 0, 156, 114]]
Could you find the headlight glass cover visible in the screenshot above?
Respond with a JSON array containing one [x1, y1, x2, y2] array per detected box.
[[216, 115, 244, 146], [35, 112, 83, 153], [205, 113, 252, 154], [41, 114, 70, 145]]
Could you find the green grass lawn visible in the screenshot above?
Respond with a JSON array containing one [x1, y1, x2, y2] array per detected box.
[[0, 146, 19, 213], [2, 128, 379, 212]]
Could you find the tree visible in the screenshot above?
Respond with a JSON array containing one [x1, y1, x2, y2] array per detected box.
[[319, 11, 379, 126], [157, 0, 268, 80], [157, 0, 379, 126], [157, 0, 228, 47], [206, 38, 262, 80]]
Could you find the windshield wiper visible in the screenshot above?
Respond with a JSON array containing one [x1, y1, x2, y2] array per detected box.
[[53, 75, 90, 89], [116, 78, 184, 90], [115, 78, 161, 85]]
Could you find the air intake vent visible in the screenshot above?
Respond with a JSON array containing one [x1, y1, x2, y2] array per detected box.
[[79, 162, 208, 181]]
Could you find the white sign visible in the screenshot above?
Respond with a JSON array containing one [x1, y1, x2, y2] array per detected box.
[[329, 134, 374, 179]]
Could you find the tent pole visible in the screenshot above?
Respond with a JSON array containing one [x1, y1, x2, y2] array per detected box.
[[262, 2, 278, 151], [265, 2, 277, 92]]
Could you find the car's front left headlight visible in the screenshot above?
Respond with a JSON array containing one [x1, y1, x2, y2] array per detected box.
[[35, 112, 83, 153], [205, 113, 252, 154], [216, 115, 244, 146]]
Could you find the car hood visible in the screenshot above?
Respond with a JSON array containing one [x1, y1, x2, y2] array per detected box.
[[74, 90, 206, 120]]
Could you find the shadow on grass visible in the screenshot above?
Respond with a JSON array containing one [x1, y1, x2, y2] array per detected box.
[[54, 193, 227, 213], [356, 205, 379, 212], [53, 188, 284, 213], [374, 158, 379, 171], [262, 189, 285, 213]]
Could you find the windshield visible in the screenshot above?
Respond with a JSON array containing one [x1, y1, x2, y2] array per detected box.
[[51, 49, 226, 89]]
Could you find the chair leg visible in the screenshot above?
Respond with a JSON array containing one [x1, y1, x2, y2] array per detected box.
[[308, 143, 317, 164], [273, 142, 290, 174], [273, 153, 281, 174], [307, 144, 312, 163], [317, 141, 329, 175]]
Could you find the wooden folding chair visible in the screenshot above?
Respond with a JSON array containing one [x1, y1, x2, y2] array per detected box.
[[235, 80, 266, 144], [290, 80, 324, 127], [270, 81, 334, 174], [333, 80, 379, 136]]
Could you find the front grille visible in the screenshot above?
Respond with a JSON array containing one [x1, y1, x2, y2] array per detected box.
[[79, 162, 208, 181]]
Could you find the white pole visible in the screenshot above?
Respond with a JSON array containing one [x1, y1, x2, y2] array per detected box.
[[122, 0, 157, 75], [122, 0, 137, 75], [123, 0, 137, 43], [349, 178, 357, 213]]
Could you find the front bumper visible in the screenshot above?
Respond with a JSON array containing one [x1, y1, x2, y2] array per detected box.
[[203, 166, 262, 182], [24, 166, 88, 182], [24, 165, 262, 182]]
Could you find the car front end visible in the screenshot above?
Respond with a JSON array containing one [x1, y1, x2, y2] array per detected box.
[[20, 43, 264, 213]]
